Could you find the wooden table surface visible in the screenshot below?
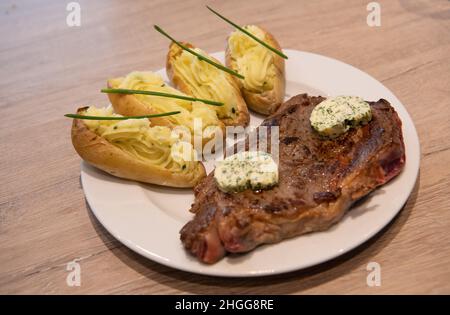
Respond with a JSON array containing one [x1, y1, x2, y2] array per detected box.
[[1, 0, 449, 295]]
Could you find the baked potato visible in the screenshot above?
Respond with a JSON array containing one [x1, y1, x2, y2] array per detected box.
[[166, 42, 249, 127], [226, 25, 285, 115], [107, 71, 225, 146], [71, 106, 206, 188]]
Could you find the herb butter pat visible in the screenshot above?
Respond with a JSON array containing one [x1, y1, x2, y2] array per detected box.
[[310, 96, 372, 138], [214, 151, 278, 193]]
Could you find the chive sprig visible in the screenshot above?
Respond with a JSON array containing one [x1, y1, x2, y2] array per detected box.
[[101, 88, 223, 106], [64, 111, 181, 120], [206, 6, 288, 59], [154, 25, 245, 79]]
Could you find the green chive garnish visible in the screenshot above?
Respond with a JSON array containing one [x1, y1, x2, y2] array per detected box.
[[101, 88, 223, 106], [64, 111, 181, 120], [154, 25, 245, 79], [206, 6, 288, 59]]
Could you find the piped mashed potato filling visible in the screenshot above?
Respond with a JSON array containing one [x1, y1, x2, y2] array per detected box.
[[82, 106, 198, 174], [228, 25, 277, 93], [171, 48, 241, 120], [117, 71, 221, 138]]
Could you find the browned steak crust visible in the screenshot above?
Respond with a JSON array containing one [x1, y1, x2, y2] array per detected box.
[[180, 94, 406, 264]]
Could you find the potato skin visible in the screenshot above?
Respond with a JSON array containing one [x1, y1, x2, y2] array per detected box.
[[71, 107, 206, 188], [225, 26, 285, 115], [166, 42, 250, 127], [106, 78, 175, 128]]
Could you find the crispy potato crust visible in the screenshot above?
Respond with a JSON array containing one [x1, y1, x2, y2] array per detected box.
[[225, 26, 285, 115], [71, 107, 206, 188], [166, 42, 250, 127], [106, 78, 175, 127]]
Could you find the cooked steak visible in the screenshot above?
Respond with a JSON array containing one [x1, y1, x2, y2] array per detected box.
[[180, 94, 406, 264]]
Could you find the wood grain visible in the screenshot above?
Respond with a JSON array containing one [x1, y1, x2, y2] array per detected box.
[[0, 0, 449, 294]]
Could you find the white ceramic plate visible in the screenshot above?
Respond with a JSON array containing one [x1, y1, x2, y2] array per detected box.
[[81, 50, 420, 277]]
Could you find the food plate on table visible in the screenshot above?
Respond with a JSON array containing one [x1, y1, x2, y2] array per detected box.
[[80, 49, 420, 277]]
